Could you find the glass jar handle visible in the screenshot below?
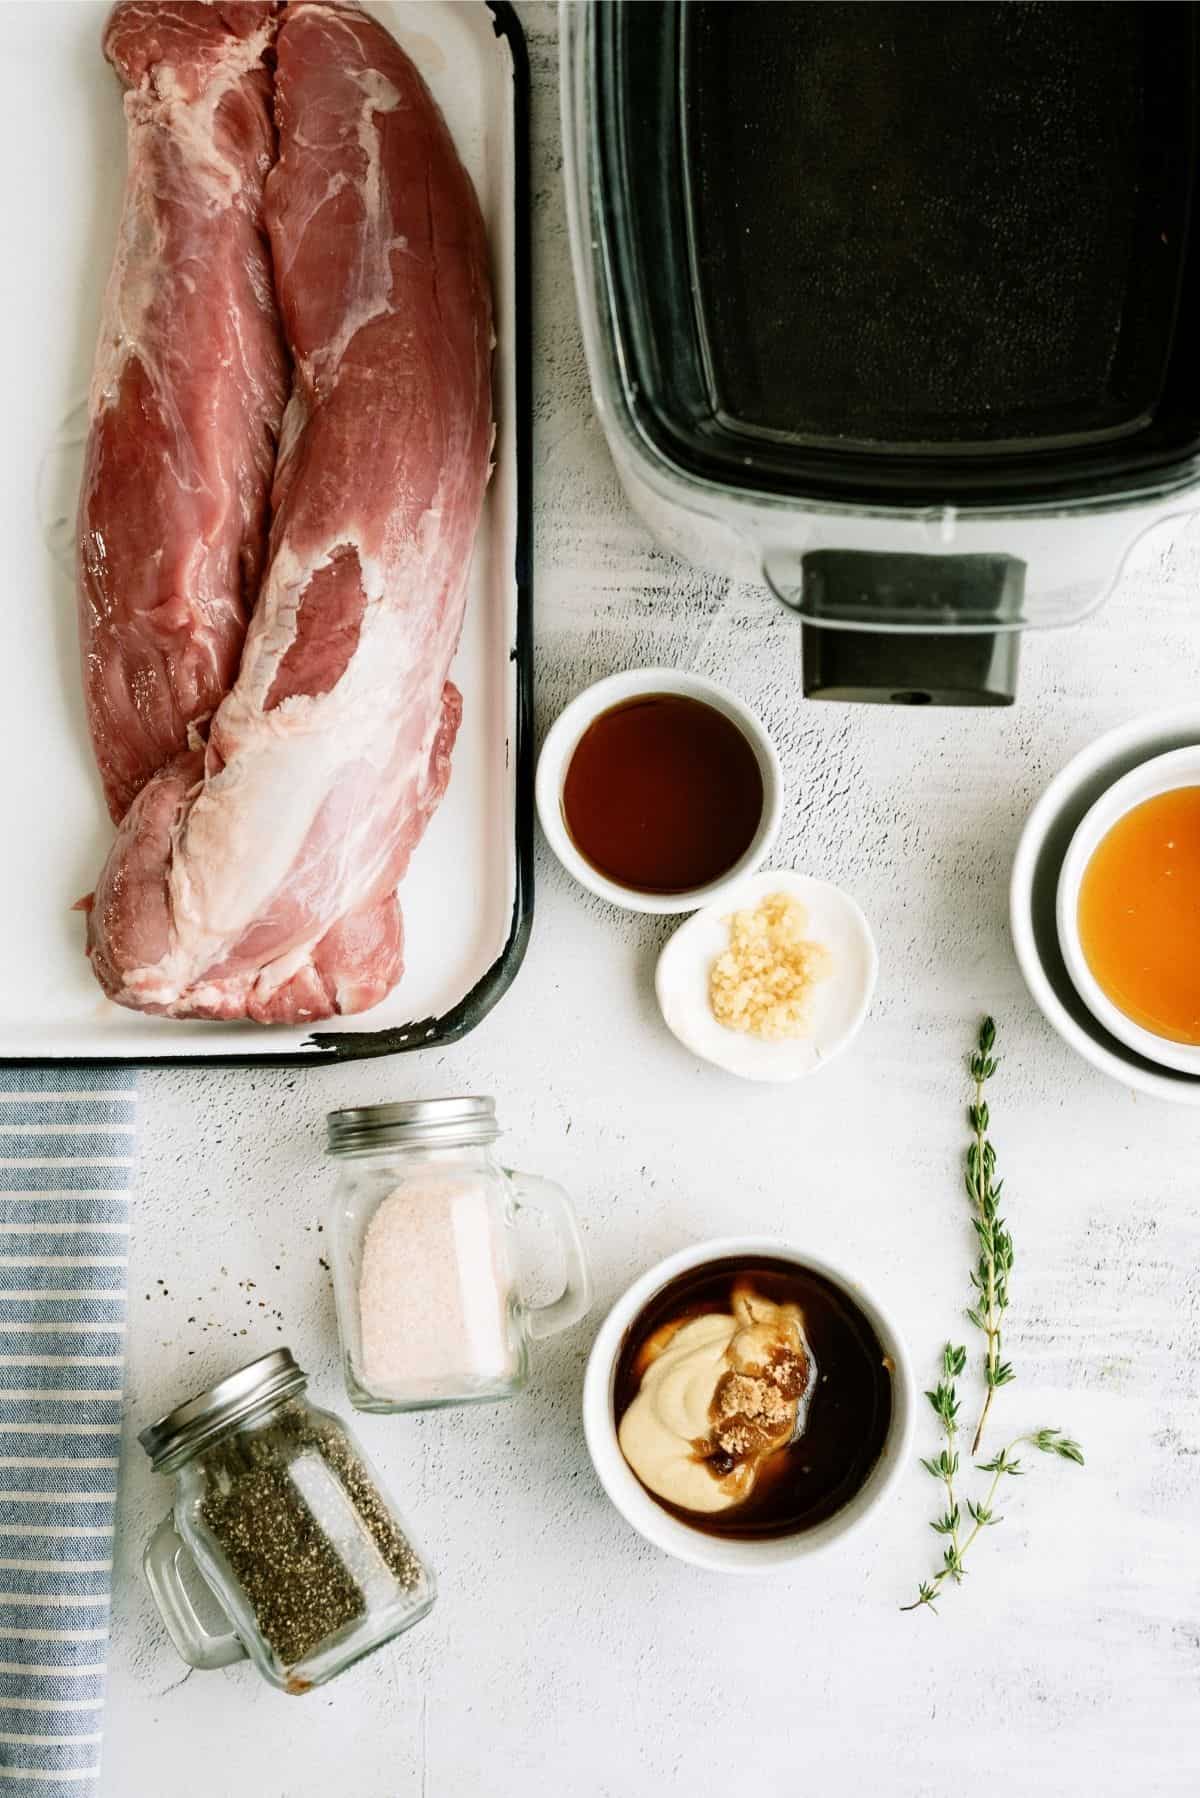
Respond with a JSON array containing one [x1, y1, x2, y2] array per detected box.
[[144, 1513, 247, 1671], [507, 1172, 592, 1342]]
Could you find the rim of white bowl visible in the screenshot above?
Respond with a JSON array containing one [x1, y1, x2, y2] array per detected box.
[[535, 669, 784, 915], [581, 1236, 915, 1573], [1056, 748, 1200, 1075], [1010, 706, 1200, 1104]]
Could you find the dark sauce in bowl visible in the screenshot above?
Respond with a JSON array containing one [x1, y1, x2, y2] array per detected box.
[[613, 1256, 893, 1539], [561, 693, 764, 894]]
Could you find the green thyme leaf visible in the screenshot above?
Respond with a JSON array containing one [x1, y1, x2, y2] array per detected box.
[[904, 1017, 1084, 1618]]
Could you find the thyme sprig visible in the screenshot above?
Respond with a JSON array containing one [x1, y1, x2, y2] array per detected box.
[[903, 1018, 1084, 1616], [902, 1403, 1083, 1613], [964, 1019, 1013, 1454], [918, 1343, 966, 1584]]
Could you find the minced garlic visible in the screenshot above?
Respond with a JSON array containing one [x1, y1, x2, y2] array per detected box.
[[708, 892, 831, 1040]]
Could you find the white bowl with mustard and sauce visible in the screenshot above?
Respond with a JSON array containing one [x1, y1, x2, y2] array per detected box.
[[582, 1237, 914, 1574]]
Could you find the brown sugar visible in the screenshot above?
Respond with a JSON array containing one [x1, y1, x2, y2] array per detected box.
[[709, 1341, 811, 1459]]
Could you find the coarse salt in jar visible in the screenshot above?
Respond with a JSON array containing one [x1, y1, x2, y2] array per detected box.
[[326, 1097, 591, 1412]]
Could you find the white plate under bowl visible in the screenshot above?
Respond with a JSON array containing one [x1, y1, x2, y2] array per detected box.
[[654, 870, 878, 1081], [1011, 708, 1200, 1104], [1056, 746, 1200, 1075], [5, 1, 528, 1062]]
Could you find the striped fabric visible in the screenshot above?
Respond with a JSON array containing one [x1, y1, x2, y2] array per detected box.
[[0, 1070, 135, 1798]]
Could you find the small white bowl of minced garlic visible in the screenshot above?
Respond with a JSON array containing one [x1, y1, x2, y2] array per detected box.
[[654, 870, 877, 1080]]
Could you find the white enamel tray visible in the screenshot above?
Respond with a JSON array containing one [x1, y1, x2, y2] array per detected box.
[[4, 0, 532, 1065]]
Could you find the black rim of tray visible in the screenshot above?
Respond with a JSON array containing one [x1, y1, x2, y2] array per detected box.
[[9, 0, 534, 1070]]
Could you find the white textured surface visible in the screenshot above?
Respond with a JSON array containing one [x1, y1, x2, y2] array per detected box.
[[102, 7, 1200, 1793]]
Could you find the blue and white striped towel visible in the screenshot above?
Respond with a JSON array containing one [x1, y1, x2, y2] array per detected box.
[[0, 1070, 136, 1798]]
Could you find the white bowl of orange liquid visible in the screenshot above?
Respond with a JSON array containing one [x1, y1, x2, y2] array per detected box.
[[1056, 746, 1200, 1075]]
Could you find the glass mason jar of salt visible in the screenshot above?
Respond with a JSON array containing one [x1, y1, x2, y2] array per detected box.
[[326, 1097, 592, 1411], [140, 1349, 435, 1694]]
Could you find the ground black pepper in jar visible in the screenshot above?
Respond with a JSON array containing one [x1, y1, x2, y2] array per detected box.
[[141, 1350, 435, 1693]]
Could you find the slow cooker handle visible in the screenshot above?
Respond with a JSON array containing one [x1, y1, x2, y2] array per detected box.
[[763, 549, 1024, 707]]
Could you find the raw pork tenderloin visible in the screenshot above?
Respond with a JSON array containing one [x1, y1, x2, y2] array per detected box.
[[78, 1, 287, 823], [86, 1, 494, 1023]]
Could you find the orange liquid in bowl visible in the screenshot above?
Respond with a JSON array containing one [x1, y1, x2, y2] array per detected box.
[[1077, 786, 1200, 1045]]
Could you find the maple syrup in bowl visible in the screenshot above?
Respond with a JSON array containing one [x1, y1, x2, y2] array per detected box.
[[535, 669, 782, 914], [1057, 746, 1200, 1073]]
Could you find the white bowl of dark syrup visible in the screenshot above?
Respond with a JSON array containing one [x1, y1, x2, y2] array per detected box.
[[582, 1236, 914, 1574], [535, 669, 783, 915]]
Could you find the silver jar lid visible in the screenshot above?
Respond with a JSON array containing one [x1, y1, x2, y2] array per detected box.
[[139, 1348, 307, 1473], [326, 1096, 500, 1156]]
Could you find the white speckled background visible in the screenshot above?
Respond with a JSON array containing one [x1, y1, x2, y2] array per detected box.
[[102, 6, 1200, 1792]]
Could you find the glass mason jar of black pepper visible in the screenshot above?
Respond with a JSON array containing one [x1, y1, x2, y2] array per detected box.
[[139, 1349, 435, 1694]]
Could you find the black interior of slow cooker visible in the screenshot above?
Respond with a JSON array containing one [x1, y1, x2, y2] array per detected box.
[[595, 0, 1200, 506]]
